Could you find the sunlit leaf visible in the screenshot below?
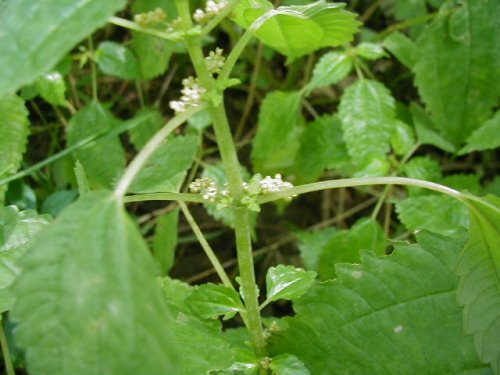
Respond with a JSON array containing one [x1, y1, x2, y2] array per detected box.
[[264, 265, 316, 305], [306, 52, 353, 94], [186, 283, 244, 320]]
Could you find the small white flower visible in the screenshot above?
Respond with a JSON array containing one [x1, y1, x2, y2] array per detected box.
[[169, 76, 206, 114], [205, 47, 225, 74], [193, 0, 228, 24]]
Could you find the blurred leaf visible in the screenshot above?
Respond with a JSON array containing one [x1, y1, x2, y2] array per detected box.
[[67, 101, 126, 188], [41, 190, 79, 217], [296, 227, 338, 271], [129, 134, 198, 193], [95, 41, 140, 80], [456, 195, 500, 374], [306, 52, 353, 94], [390, 120, 416, 156], [459, 110, 500, 155], [153, 209, 179, 275], [36, 71, 66, 106], [270, 354, 310, 375], [11, 191, 176, 375], [413, 0, 500, 146], [270, 232, 488, 374], [0, 0, 127, 95], [186, 283, 244, 320], [0, 207, 50, 312], [0, 94, 30, 204], [402, 156, 442, 196], [356, 43, 386, 60], [383, 31, 418, 69], [128, 108, 164, 150], [264, 265, 316, 305], [440, 174, 481, 194], [410, 103, 456, 152]]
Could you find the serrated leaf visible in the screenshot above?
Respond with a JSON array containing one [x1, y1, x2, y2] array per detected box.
[[129, 133, 198, 193], [11, 191, 175, 375], [252, 91, 303, 175], [67, 101, 126, 188], [383, 31, 419, 69], [36, 71, 67, 106], [413, 1, 500, 146], [0, 0, 127, 95], [318, 218, 386, 279], [306, 52, 353, 94], [396, 195, 469, 235], [186, 283, 244, 320], [0, 207, 50, 312], [338, 79, 396, 176], [356, 42, 386, 60], [459, 110, 500, 155], [0, 94, 30, 204], [294, 115, 349, 184], [270, 354, 310, 375], [270, 232, 490, 374], [410, 102, 456, 152], [128, 108, 164, 150], [264, 265, 316, 306], [457, 195, 500, 374], [95, 41, 140, 80], [153, 209, 179, 275]]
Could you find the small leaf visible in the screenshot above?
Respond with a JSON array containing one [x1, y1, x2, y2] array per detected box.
[[383, 32, 419, 69], [270, 354, 310, 375], [129, 134, 198, 193], [410, 103, 456, 153], [390, 120, 416, 156], [186, 283, 244, 320], [153, 209, 179, 275], [459, 110, 500, 155], [296, 227, 338, 271], [95, 41, 140, 80], [402, 156, 442, 197], [265, 265, 316, 305], [356, 43, 386, 60], [306, 52, 353, 94], [36, 71, 67, 106], [0, 0, 127, 95], [128, 108, 164, 150], [132, 32, 172, 80]]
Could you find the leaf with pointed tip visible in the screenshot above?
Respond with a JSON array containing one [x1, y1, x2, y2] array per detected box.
[[11, 191, 176, 375], [410, 103, 456, 152], [36, 71, 67, 106], [459, 111, 500, 155], [270, 232, 489, 374], [0, 0, 127, 95], [383, 32, 418, 69], [306, 52, 353, 94], [456, 195, 500, 373], [264, 265, 316, 306], [95, 41, 140, 80], [186, 283, 244, 320]]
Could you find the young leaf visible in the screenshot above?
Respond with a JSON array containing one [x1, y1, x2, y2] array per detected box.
[[356, 43, 386, 60], [153, 209, 179, 275], [0, 94, 30, 204], [413, 0, 500, 146], [270, 232, 488, 374], [128, 134, 198, 193], [11, 191, 176, 375], [186, 283, 244, 320], [459, 110, 500, 155], [270, 354, 310, 375], [305, 52, 353, 94], [0, 207, 50, 312], [264, 265, 316, 306], [36, 71, 67, 106], [67, 101, 126, 188], [95, 41, 140, 80], [456, 195, 500, 373], [390, 120, 416, 156], [251, 91, 304, 175], [0, 0, 127, 94], [338, 79, 396, 176], [383, 32, 418, 69]]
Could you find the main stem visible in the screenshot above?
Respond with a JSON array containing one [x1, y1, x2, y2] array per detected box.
[[175, 0, 266, 358]]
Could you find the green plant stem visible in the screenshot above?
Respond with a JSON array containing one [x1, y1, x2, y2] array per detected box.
[[178, 201, 234, 289], [123, 192, 206, 204], [114, 105, 205, 198], [0, 321, 15, 375], [371, 185, 392, 219], [108, 16, 183, 41], [256, 177, 466, 205]]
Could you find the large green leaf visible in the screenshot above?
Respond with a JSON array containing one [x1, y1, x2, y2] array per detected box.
[[0, 0, 127, 95], [251, 91, 304, 175], [0, 207, 50, 312], [0, 95, 30, 204], [11, 191, 175, 375], [67, 101, 126, 188], [270, 232, 491, 374], [338, 79, 396, 176], [413, 0, 500, 146], [456, 195, 500, 373]]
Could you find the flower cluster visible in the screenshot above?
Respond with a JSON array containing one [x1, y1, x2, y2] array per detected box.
[[193, 0, 229, 24], [169, 77, 206, 114], [205, 48, 225, 75], [134, 8, 167, 26]]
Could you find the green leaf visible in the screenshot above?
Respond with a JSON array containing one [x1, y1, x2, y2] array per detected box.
[[410, 103, 456, 153], [36, 71, 67, 106], [0, 207, 50, 312], [11, 191, 176, 375], [252, 91, 303, 175], [264, 265, 316, 305], [356, 42, 386, 60], [338, 79, 396, 176], [95, 41, 140, 80], [440, 174, 481, 195], [0, 0, 127, 95], [296, 227, 338, 271], [270, 232, 490, 374], [129, 133, 198, 193], [402, 156, 442, 196], [459, 111, 500, 155], [457, 195, 500, 373], [186, 283, 244, 320], [413, 1, 500, 146], [67, 101, 126, 188], [396, 195, 469, 235], [132, 32, 173, 80], [383, 31, 419, 69], [270, 354, 310, 375], [318, 218, 386, 279], [0, 94, 30, 204], [153, 209, 179, 275], [128, 108, 164, 150], [390, 120, 416, 156], [294, 115, 349, 184], [306, 52, 353, 94]]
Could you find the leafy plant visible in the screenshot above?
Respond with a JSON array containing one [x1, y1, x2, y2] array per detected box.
[[0, 0, 498, 374]]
